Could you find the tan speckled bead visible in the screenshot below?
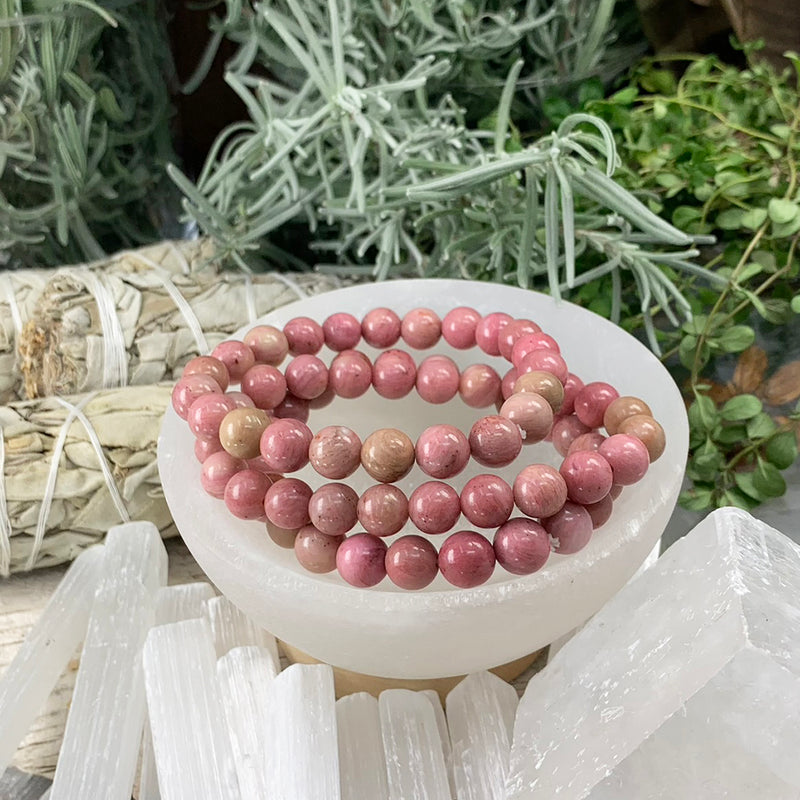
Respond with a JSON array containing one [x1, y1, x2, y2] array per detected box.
[[361, 428, 415, 483], [513, 370, 564, 413], [603, 396, 653, 435], [617, 414, 665, 462], [219, 407, 270, 459]]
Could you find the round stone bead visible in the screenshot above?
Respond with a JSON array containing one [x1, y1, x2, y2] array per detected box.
[[357, 485, 408, 537], [308, 483, 359, 536], [459, 364, 502, 408], [493, 518, 550, 575], [616, 415, 665, 462], [598, 433, 651, 485], [308, 386, 335, 410], [543, 501, 593, 554], [219, 407, 270, 459], [241, 364, 287, 410], [511, 332, 560, 367], [322, 312, 362, 351], [499, 393, 553, 444], [416, 424, 470, 478], [574, 382, 620, 428], [583, 494, 613, 529], [272, 393, 310, 423], [408, 481, 461, 534], [416, 355, 460, 404], [259, 418, 313, 473], [512, 371, 564, 414], [226, 391, 256, 409], [308, 425, 362, 479], [372, 350, 417, 399], [385, 535, 439, 590], [361, 428, 415, 483], [401, 308, 441, 349], [603, 396, 654, 436], [224, 469, 271, 520], [501, 367, 519, 401], [285, 355, 329, 400], [336, 534, 388, 587], [266, 520, 299, 549], [441, 307, 481, 349], [461, 474, 513, 528], [513, 464, 568, 519], [171, 374, 222, 419], [188, 393, 238, 440], [475, 312, 512, 356], [362, 307, 401, 348], [194, 436, 223, 463], [211, 341, 255, 382], [498, 319, 542, 361], [560, 451, 613, 504], [182, 356, 230, 392], [264, 478, 313, 530], [244, 325, 289, 366], [468, 415, 522, 467], [567, 432, 606, 455], [518, 350, 569, 384], [294, 525, 344, 574], [551, 415, 592, 457], [610, 484, 624, 500], [283, 316, 324, 356], [329, 350, 372, 398], [201, 451, 246, 498], [561, 373, 585, 417], [438, 531, 496, 588]]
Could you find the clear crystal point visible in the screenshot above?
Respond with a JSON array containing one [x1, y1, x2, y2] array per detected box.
[[336, 692, 389, 800]]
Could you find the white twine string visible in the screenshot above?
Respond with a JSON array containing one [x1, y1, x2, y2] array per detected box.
[[268, 271, 309, 301], [0, 433, 13, 577], [0, 273, 24, 337], [167, 242, 192, 275], [243, 273, 257, 324]]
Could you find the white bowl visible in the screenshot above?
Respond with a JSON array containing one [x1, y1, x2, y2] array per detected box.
[[158, 279, 688, 679]]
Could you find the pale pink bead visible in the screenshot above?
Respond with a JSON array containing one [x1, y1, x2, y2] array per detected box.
[[498, 319, 542, 361], [493, 518, 550, 575], [308, 482, 359, 536], [567, 432, 606, 455], [459, 364, 502, 408], [202, 451, 245, 498], [283, 316, 324, 356], [461, 474, 513, 528], [598, 434, 650, 485], [513, 464, 568, 518], [385, 536, 439, 590], [551, 415, 592, 457], [543, 501, 593, 554], [329, 350, 372, 398], [441, 307, 481, 349], [561, 373, 585, 416], [362, 307, 401, 348], [408, 481, 461, 534], [501, 367, 519, 400], [259, 418, 313, 473], [336, 534, 388, 587], [357, 485, 408, 537], [226, 391, 256, 409], [188, 393, 238, 440], [475, 312, 512, 356], [574, 382, 620, 428], [195, 436, 223, 463], [211, 341, 255, 382], [518, 350, 569, 383], [323, 312, 361, 351], [172, 374, 222, 419], [416, 424, 470, 479], [308, 426, 362, 480], [264, 478, 312, 529], [182, 356, 230, 392], [499, 393, 553, 444], [401, 308, 441, 349], [285, 355, 328, 400], [511, 332, 560, 367], [416, 355, 460, 404], [272, 393, 310, 423], [244, 325, 289, 366], [294, 526, 343, 574], [241, 364, 287, 410], [560, 450, 613, 504], [372, 349, 417, 399], [224, 469, 271, 520], [468, 415, 522, 468], [438, 531, 496, 588], [584, 495, 613, 528]]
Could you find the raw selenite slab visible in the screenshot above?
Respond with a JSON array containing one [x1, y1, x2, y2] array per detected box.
[[0, 547, 103, 775], [422, 690, 454, 796], [49, 522, 166, 800], [507, 508, 800, 799], [336, 693, 389, 800], [206, 595, 280, 670]]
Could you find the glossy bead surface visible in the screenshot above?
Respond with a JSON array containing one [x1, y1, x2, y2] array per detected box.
[[243, 325, 288, 366], [194, 436, 223, 463], [598, 433, 651, 485], [329, 350, 372, 398], [460, 474, 513, 528], [493, 518, 550, 575], [211, 341, 255, 382], [498, 319, 542, 361], [241, 364, 287, 410], [308, 483, 359, 536], [264, 478, 312, 530], [561, 373, 585, 416], [182, 356, 230, 392], [259, 418, 313, 473], [511, 332, 560, 366], [219, 407, 270, 459], [560, 451, 613, 504], [408, 481, 461, 534], [187, 393, 238, 440], [551, 414, 592, 457], [336, 534, 388, 587], [272, 393, 310, 423], [171, 374, 222, 419], [617, 415, 666, 462], [438, 531, 496, 588], [322, 312, 361, 351], [543, 501, 593, 554], [604, 396, 654, 436], [574, 382, 620, 428], [283, 316, 324, 356], [294, 526, 343, 573], [401, 308, 441, 349], [361, 428, 415, 483], [285, 355, 329, 400], [501, 367, 519, 401], [583, 494, 613, 528], [513, 464, 568, 518], [499, 393, 553, 444], [385, 536, 439, 590], [475, 313, 512, 356], [441, 307, 481, 349], [416, 424, 470, 478], [372, 349, 417, 399], [361, 307, 401, 348], [567, 432, 606, 455], [459, 364, 502, 408], [518, 350, 569, 384], [226, 391, 256, 409], [512, 371, 564, 414], [223, 469, 271, 520], [201, 451, 245, 498], [415, 355, 460, 404], [357, 485, 409, 537], [308, 425, 362, 479], [468, 415, 522, 467]]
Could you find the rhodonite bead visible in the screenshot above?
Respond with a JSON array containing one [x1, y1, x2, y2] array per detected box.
[[559, 451, 613, 504], [259, 418, 313, 473], [475, 312, 512, 356], [211, 341, 255, 382], [322, 312, 362, 351], [459, 364, 502, 408], [272, 393, 310, 423], [244, 325, 289, 366], [361, 428, 415, 483], [468, 415, 522, 467], [171, 374, 222, 419], [561, 373, 585, 416], [441, 307, 481, 349], [543, 501, 593, 554], [308, 386, 335, 410], [501, 367, 519, 401], [194, 436, 223, 463], [518, 350, 569, 383], [416, 424, 470, 478], [401, 308, 441, 349], [182, 356, 230, 392], [438, 531, 496, 588], [284, 355, 328, 400], [551, 414, 592, 457], [329, 350, 372, 398], [264, 478, 313, 530], [357, 485, 409, 537], [460, 474, 514, 528], [513, 464, 568, 518], [308, 425, 362, 479], [493, 518, 550, 575], [603, 396, 654, 435], [617, 414, 666, 462], [512, 371, 564, 414], [416, 355, 460, 404], [583, 494, 613, 528], [408, 481, 461, 534], [598, 433, 651, 484], [266, 520, 299, 549], [294, 526, 343, 573], [498, 319, 542, 361], [241, 364, 287, 409], [362, 307, 401, 348], [574, 382, 619, 428], [372, 349, 417, 399], [201, 451, 246, 498], [610, 484, 624, 500], [567, 432, 606, 455], [219, 407, 270, 459], [224, 469, 271, 520], [187, 393, 238, 440], [511, 332, 560, 367], [336, 534, 388, 587], [499, 393, 553, 444], [385, 536, 439, 590], [226, 391, 256, 409], [308, 483, 359, 536], [283, 316, 325, 355]]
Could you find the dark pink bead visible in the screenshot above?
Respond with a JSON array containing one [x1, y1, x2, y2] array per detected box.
[[336, 534, 388, 587], [259, 418, 313, 473], [224, 469, 271, 520], [574, 382, 620, 428], [441, 307, 481, 349], [372, 349, 417, 399], [551, 415, 592, 457], [461, 474, 513, 528], [561, 373, 584, 416], [408, 481, 461, 534], [308, 483, 359, 536], [285, 355, 329, 400], [513, 464, 568, 518], [598, 434, 650, 485], [211, 341, 255, 382], [501, 367, 519, 401], [416, 424, 470, 479], [357, 485, 408, 537], [182, 356, 230, 392], [323, 312, 361, 351], [584, 495, 613, 528], [493, 518, 550, 575], [385, 536, 439, 590], [283, 316, 324, 356], [511, 332, 560, 367], [264, 478, 312, 529], [401, 308, 441, 349], [201, 451, 246, 498], [459, 364, 502, 408], [188, 393, 238, 440], [294, 526, 343, 574], [468, 415, 522, 468], [475, 313, 512, 356], [362, 308, 401, 348], [226, 391, 256, 409], [308, 426, 361, 480], [195, 436, 223, 463], [438, 531, 496, 588], [171, 374, 222, 419], [272, 393, 310, 423], [329, 350, 372, 398], [416, 355, 460, 404], [241, 364, 287, 410], [560, 451, 613, 504], [567, 432, 606, 455], [498, 319, 542, 361], [543, 502, 593, 554], [518, 350, 569, 383]]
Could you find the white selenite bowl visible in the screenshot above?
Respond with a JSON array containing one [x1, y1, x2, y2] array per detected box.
[[158, 279, 688, 679]]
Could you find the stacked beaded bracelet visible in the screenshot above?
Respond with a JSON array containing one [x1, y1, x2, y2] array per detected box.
[[172, 307, 665, 591]]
